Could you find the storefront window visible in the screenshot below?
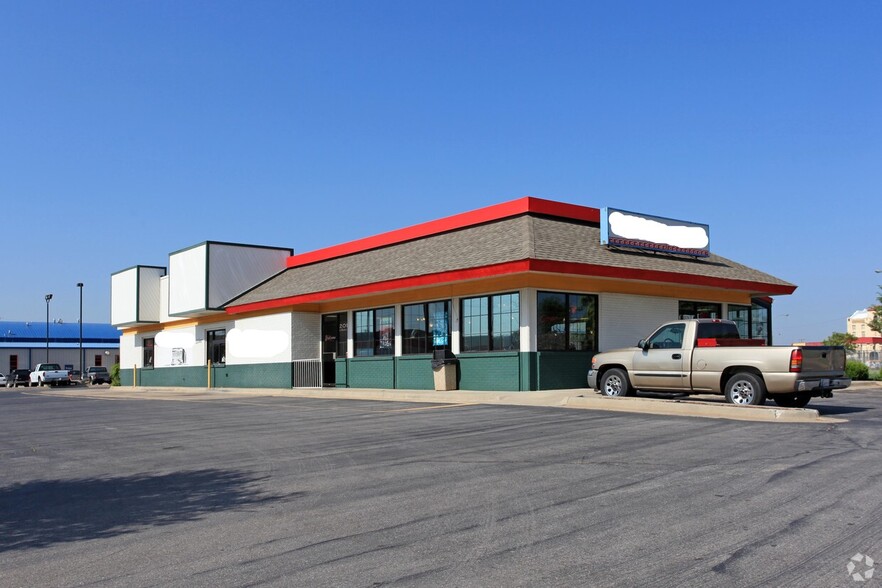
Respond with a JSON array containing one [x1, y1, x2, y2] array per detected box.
[[538, 292, 598, 351], [143, 337, 155, 368], [752, 301, 770, 344], [679, 301, 722, 319], [207, 329, 226, 366], [728, 305, 750, 339], [402, 301, 450, 354], [461, 293, 519, 352], [727, 301, 773, 344], [354, 307, 394, 357]]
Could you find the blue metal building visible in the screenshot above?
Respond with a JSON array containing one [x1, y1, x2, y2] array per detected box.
[[1, 321, 120, 373]]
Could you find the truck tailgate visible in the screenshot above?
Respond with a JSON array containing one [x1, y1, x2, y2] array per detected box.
[[801, 346, 847, 373]]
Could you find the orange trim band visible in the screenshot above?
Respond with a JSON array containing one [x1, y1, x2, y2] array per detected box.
[[528, 260, 797, 296]]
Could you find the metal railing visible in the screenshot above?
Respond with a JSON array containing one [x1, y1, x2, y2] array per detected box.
[[292, 358, 323, 389]]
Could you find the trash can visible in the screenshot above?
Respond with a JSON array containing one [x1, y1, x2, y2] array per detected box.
[[431, 349, 458, 391]]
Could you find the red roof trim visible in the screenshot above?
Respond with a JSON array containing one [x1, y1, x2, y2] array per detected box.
[[285, 196, 600, 268], [227, 258, 794, 315], [855, 337, 882, 344]]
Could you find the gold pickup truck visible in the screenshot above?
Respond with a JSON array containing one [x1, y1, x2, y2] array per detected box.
[[587, 319, 850, 407]]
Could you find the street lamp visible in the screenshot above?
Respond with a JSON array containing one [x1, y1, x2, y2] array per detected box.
[[45, 294, 53, 362], [77, 283, 84, 372]]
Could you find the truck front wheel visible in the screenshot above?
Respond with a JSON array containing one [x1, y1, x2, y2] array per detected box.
[[600, 368, 634, 397], [724, 372, 766, 405]]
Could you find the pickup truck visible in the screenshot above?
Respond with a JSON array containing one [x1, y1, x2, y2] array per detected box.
[[84, 366, 111, 385], [587, 319, 851, 408], [30, 363, 71, 387]]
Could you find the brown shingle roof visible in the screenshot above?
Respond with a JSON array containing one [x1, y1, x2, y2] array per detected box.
[[227, 214, 794, 310], [530, 217, 793, 287]]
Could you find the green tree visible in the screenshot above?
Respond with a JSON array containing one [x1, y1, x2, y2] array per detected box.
[[868, 286, 882, 336], [824, 332, 857, 352]]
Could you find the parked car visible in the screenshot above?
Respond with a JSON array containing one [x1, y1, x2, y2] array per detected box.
[[68, 370, 83, 385], [0, 373, 6, 387], [85, 366, 111, 385], [587, 319, 850, 407], [30, 363, 71, 386], [7, 369, 32, 388]]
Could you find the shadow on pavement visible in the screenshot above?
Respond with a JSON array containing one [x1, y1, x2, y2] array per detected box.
[[0, 469, 294, 552], [635, 391, 873, 414], [811, 403, 871, 416]]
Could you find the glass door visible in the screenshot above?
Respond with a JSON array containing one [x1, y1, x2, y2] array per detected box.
[[322, 313, 347, 386]]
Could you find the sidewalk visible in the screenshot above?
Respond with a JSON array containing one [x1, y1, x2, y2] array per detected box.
[[32, 380, 880, 423]]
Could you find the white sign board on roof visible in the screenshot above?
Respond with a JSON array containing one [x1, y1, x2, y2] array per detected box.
[[600, 208, 710, 257]]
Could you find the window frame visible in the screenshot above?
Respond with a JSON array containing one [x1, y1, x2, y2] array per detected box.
[[354, 307, 395, 357], [727, 300, 773, 345], [537, 291, 599, 352], [751, 299, 771, 344], [727, 304, 751, 339], [402, 300, 451, 355], [206, 329, 226, 366], [678, 300, 722, 320], [322, 312, 348, 358], [460, 292, 520, 353], [143, 337, 155, 368]]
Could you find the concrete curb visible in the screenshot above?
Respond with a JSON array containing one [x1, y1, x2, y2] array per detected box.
[[299, 389, 837, 423], [563, 395, 832, 423], [27, 385, 846, 423]]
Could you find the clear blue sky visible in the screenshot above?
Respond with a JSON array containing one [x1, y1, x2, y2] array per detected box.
[[2, 1, 879, 344]]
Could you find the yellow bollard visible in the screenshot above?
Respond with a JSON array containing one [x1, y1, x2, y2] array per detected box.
[[207, 359, 212, 389], [133, 365, 137, 388]]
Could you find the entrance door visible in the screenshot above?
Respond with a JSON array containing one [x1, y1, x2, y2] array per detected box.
[[630, 322, 688, 390], [322, 313, 347, 387]]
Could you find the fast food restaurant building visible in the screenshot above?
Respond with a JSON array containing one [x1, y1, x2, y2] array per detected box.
[[111, 197, 795, 391]]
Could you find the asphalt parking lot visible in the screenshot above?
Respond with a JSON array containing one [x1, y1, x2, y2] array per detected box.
[[1, 386, 881, 587]]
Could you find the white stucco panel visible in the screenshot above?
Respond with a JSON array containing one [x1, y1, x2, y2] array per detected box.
[[119, 333, 138, 369], [111, 269, 138, 326], [227, 313, 292, 364], [154, 326, 199, 367], [169, 245, 207, 315], [599, 293, 678, 351]]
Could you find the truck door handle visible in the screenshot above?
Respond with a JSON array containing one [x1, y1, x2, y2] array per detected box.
[[672, 354, 682, 359]]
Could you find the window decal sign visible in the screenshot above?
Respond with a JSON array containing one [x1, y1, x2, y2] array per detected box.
[[600, 208, 710, 257]]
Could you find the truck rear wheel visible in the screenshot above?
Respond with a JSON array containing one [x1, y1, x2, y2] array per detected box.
[[772, 392, 812, 408], [724, 372, 766, 405], [600, 368, 633, 397]]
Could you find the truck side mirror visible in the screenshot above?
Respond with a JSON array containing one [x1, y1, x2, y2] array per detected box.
[[638, 339, 648, 350]]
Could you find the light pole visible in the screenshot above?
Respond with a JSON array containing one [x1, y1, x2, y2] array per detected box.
[[45, 294, 53, 362], [77, 283, 84, 372]]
